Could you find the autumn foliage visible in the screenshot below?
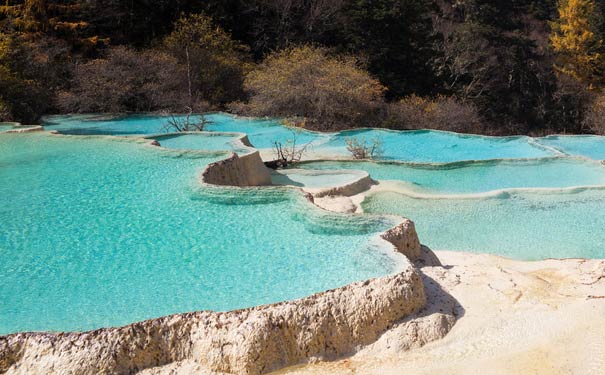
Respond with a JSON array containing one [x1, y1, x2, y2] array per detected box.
[[550, 0, 605, 88], [241, 46, 385, 131]]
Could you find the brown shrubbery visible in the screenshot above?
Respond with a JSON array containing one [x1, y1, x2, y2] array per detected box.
[[238, 46, 386, 131], [345, 137, 384, 159], [234, 46, 485, 134], [57, 46, 193, 113], [584, 94, 605, 135], [163, 13, 251, 105], [384, 95, 484, 133], [58, 13, 250, 114]]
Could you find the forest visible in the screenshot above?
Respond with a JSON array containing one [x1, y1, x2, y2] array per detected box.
[[1, 0, 605, 135]]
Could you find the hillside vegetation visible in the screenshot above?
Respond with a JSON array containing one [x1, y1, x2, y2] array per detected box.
[[2, 0, 605, 135]]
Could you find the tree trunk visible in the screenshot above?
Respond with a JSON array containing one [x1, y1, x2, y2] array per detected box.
[[186, 45, 192, 106]]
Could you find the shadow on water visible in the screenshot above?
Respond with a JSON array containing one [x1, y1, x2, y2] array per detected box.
[[270, 173, 306, 187]]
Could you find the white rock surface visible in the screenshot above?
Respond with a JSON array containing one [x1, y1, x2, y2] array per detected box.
[[276, 251, 605, 375]]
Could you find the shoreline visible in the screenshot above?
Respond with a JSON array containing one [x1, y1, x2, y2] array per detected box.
[[273, 250, 605, 375]]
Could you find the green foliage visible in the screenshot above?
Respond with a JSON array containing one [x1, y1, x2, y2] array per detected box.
[[341, 0, 438, 97], [163, 13, 251, 105]]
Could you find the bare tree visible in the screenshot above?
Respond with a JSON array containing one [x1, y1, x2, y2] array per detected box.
[[160, 107, 211, 132], [267, 127, 312, 168], [345, 136, 383, 159]]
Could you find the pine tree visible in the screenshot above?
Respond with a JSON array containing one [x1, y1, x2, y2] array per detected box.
[[550, 0, 605, 87]]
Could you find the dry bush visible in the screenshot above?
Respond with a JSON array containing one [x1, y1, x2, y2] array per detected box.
[[584, 94, 605, 135], [241, 45, 386, 131], [57, 46, 192, 113], [345, 136, 383, 159], [269, 127, 312, 168], [384, 95, 484, 133]]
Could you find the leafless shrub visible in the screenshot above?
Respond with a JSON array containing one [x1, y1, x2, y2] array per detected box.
[[57, 46, 191, 113], [345, 136, 383, 159], [269, 127, 312, 168]]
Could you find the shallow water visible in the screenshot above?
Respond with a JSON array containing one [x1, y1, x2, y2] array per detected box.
[[44, 114, 565, 162], [271, 170, 364, 188], [536, 135, 605, 160], [362, 189, 605, 259], [299, 158, 605, 194], [9, 114, 605, 334], [322, 129, 556, 162], [149, 133, 248, 153], [43, 113, 328, 149], [0, 124, 15, 132], [0, 133, 398, 334]]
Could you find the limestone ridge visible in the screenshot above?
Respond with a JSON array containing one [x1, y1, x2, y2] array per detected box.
[[202, 151, 272, 186], [0, 257, 425, 374]]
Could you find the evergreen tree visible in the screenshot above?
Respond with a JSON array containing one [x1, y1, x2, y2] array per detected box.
[[341, 0, 438, 98]]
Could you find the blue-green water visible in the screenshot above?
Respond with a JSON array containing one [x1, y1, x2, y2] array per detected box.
[[299, 158, 605, 194], [44, 113, 566, 162], [537, 135, 605, 160], [362, 189, 605, 259], [44, 113, 328, 150], [271, 170, 364, 188], [0, 124, 16, 132], [149, 133, 248, 153], [322, 129, 556, 162], [0, 133, 398, 335], [6, 114, 605, 334]]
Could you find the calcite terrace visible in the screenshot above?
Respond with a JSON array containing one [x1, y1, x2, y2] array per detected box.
[[0, 130, 453, 375]]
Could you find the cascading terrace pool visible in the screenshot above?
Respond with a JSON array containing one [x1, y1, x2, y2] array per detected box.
[[0, 132, 400, 335], [2, 113, 605, 336]]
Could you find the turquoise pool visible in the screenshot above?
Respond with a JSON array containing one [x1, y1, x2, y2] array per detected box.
[[537, 135, 605, 160], [271, 169, 365, 188], [148, 132, 250, 153], [299, 158, 605, 194], [0, 123, 16, 132], [0, 133, 398, 335], [321, 129, 557, 162], [44, 113, 567, 163], [362, 189, 605, 259], [43, 113, 329, 150], [5, 114, 605, 335]]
